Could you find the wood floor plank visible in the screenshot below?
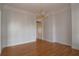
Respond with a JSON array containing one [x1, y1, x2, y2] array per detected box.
[[1, 40, 79, 56]]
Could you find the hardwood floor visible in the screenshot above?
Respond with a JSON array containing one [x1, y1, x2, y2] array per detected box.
[[1, 40, 79, 56]]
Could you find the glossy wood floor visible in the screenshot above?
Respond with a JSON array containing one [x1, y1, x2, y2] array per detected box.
[[1, 40, 79, 56]]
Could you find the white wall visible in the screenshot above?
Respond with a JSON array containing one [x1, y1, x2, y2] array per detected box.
[[0, 4, 1, 54], [43, 13, 54, 42], [71, 4, 79, 50], [1, 5, 36, 48], [1, 6, 7, 49], [54, 6, 72, 46], [43, 5, 72, 46]]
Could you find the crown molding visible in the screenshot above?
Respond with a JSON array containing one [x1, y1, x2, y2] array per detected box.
[[2, 5, 36, 16]]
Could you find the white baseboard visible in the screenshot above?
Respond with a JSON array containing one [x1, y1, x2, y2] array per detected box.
[[6, 40, 36, 47], [72, 46, 79, 50], [42, 39, 71, 47], [55, 41, 71, 46]]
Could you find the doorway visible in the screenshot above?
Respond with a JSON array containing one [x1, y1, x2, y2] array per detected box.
[[36, 21, 43, 40]]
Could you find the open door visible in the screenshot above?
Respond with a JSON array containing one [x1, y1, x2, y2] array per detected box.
[[36, 21, 43, 40]]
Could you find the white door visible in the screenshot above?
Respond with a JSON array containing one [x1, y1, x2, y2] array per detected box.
[[36, 21, 43, 40]]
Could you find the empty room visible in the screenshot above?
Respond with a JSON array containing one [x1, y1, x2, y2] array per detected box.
[[0, 3, 79, 56]]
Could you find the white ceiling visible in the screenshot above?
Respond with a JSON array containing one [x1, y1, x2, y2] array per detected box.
[[5, 3, 70, 14]]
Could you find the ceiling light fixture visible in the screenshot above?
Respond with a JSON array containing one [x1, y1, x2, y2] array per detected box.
[[36, 8, 48, 22]]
